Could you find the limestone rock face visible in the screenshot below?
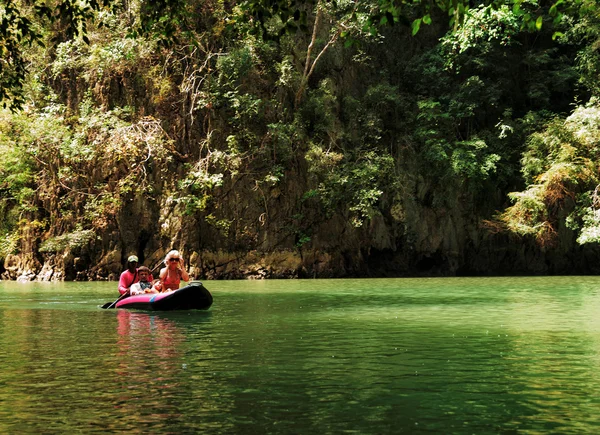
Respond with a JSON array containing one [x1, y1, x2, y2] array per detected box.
[[3, 149, 600, 281]]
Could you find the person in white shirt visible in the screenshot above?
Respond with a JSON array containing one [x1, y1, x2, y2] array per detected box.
[[129, 266, 158, 295]]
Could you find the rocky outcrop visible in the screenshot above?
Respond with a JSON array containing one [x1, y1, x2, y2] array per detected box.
[[4, 159, 600, 281]]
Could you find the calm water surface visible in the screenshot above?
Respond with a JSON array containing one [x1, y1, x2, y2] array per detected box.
[[1, 277, 600, 434]]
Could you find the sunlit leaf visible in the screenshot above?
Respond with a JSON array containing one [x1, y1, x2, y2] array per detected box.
[[411, 18, 421, 36]]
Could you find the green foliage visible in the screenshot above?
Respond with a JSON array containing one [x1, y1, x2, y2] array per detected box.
[[0, 112, 36, 201], [570, 3, 600, 97], [500, 101, 600, 244], [501, 185, 550, 241], [306, 144, 395, 227], [296, 79, 412, 227], [415, 99, 501, 188], [441, 5, 520, 67], [208, 46, 267, 140], [341, 82, 411, 147], [0, 2, 40, 109], [0, 109, 43, 246], [437, 1, 579, 123], [83, 195, 122, 229], [574, 205, 600, 244], [520, 117, 581, 184], [0, 89, 172, 244], [0, 0, 585, 112], [239, 0, 576, 43], [238, 0, 313, 38], [174, 38, 296, 220], [448, 76, 495, 121], [135, 0, 190, 44], [295, 231, 311, 248], [266, 122, 297, 164], [177, 165, 224, 215], [216, 46, 256, 87], [298, 80, 337, 138], [205, 213, 232, 237], [451, 139, 501, 180], [405, 0, 583, 211], [39, 228, 96, 253], [0, 0, 115, 110], [52, 34, 153, 81], [0, 0, 597, 270], [0, 230, 20, 258]]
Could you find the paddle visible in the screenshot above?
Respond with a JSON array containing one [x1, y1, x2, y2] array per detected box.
[[101, 292, 129, 309], [150, 260, 163, 275]]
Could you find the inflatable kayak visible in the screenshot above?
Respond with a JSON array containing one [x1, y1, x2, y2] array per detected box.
[[115, 282, 213, 311]]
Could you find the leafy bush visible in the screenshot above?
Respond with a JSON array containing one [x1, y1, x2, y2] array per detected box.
[[414, 99, 500, 190], [441, 5, 520, 70], [0, 90, 173, 250], [500, 102, 600, 244], [451, 138, 501, 180], [306, 144, 395, 227], [39, 229, 97, 253], [0, 230, 20, 258]]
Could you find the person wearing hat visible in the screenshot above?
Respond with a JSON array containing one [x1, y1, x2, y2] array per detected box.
[[117, 255, 153, 295]]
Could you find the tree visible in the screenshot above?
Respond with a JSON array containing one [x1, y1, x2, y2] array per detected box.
[[1, 0, 116, 110], [0, 0, 585, 110]]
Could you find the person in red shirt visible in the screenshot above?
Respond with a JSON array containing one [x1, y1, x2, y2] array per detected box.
[[118, 255, 153, 295]]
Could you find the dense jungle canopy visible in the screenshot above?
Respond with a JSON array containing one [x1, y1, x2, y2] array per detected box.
[[1, 0, 600, 281]]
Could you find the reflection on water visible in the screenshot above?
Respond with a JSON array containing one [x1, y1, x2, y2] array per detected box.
[[0, 277, 599, 433], [114, 311, 185, 421], [116, 310, 184, 368]]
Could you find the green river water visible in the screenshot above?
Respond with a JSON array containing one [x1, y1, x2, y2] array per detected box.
[[1, 276, 600, 434]]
